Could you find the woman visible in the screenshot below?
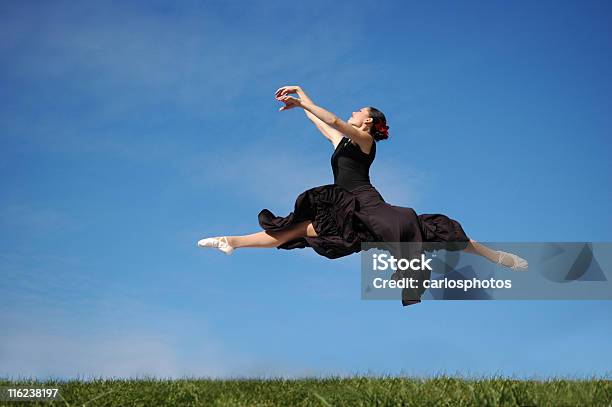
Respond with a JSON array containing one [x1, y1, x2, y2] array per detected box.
[[198, 86, 527, 303]]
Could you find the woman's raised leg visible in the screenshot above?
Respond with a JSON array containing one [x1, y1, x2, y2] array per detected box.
[[463, 239, 500, 262], [463, 239, 528, 270], [226, 221, 318, 249]]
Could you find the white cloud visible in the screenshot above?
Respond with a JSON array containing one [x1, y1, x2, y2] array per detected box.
[[0, 300, 256, 380], [0, 303, 354, 380]]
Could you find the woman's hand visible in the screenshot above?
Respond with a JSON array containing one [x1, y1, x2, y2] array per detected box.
[[275, 85, 301, 98], [278, 95, 302, 111]]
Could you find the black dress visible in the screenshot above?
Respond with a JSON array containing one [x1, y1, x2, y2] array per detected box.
[[258, 136, 470, 305]]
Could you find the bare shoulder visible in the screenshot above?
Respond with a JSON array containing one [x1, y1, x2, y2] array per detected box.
[[350, 132, 374, 155], [329, 117, 374, 153], [330, 134, 344, 149]]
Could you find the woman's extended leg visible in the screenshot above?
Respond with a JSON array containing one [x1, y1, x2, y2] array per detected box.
[[226, 221, 318, 249], [463, 239, 528, 270], [463, 239, 499, 262]]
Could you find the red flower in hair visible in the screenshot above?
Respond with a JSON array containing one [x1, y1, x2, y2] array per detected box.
[[374, 121, 389, 139]]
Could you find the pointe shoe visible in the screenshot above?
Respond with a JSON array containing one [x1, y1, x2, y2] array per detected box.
[[197, 236, 234, 255], [496, 250, 528, 271]]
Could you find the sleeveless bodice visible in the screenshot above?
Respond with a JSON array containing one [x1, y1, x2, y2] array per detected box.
[[331, 136, 376, 191]]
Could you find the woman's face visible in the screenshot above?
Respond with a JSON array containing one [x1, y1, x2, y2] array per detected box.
[[348, 107, 372, 128]]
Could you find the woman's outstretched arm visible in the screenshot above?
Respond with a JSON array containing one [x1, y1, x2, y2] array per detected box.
[[276, 91, 373, 151], [297, 88, 344, 147], [276, 86, 343, 148]]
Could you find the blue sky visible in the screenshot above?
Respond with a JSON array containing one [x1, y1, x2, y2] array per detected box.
[[1, 0, 611, 380]]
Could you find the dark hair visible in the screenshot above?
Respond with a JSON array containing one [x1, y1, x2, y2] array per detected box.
[[368, 107, 389, 141]]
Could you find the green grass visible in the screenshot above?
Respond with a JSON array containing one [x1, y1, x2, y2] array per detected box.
[[1, 376, 610, 406]]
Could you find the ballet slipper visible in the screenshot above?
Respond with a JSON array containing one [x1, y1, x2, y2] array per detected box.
[[197, 236, 234, 255], [496, 250, 528, 271]]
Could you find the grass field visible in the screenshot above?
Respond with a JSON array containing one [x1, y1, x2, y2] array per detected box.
[[1, 376, 610, 406]]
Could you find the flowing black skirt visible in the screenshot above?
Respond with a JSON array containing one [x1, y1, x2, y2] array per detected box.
[[258, 184, 470, 305]]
